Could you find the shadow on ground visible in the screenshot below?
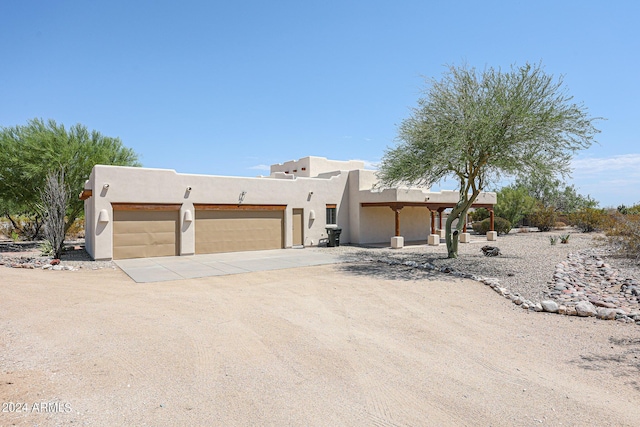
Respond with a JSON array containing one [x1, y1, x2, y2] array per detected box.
[[572, 337, 640, 391], [337, 249, 481, 282]]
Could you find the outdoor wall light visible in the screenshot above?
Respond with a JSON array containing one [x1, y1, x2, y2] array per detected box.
[[183, 210, 193, 222], [309, 210, 316, 220], [103, 183, 110, 189], [98, 209, 109, 223], [309, 191, 313, 196], [186, 186, 192, 191]]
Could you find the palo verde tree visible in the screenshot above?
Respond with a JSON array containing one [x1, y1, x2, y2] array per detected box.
[[378, 63, 600, 258], [0, 118, 140, 238]]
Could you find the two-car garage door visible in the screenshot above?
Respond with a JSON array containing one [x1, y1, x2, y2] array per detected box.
[[195, 205, 285, 254]]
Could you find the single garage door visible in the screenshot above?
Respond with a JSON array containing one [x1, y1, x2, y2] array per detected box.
[[195, 205, 285, 254], [112, 204, 180, 260]]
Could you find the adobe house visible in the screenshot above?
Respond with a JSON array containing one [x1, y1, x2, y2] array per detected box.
[[81, 156, 497, 260]]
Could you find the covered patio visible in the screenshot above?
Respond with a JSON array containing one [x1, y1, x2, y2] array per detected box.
[[360, 201, 497, 248]]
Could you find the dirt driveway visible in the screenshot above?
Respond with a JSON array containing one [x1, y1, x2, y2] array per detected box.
[[1, 262, 639, 426]]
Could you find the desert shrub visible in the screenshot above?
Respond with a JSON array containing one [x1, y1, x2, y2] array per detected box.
[[40, 170, 68, 259], [528, 204, 557, 232], [554, 221, 567, 229], [65, 217, 85, 239], [40, 240, 54, 256], [617, 203, 640, 215], [471, 221, 488, 234], [0, 218, 11, 238], [568, 207, 609, 232], [469, 208, 490, 222], [472, 217, 511, 235], [494, 217, 512, 235], [604, 212, 640, 261]]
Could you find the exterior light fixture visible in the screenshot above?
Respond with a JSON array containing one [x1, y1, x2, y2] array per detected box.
[[103, 183, 110, 189], [186, 186, 192, 191], [309, 210, 316, 220], [98, 209, 110, 223], [183, 210, 193, 222]]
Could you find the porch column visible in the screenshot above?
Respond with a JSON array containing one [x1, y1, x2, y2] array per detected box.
[[460, 213, 471, 243], [437, 207, 446, 238], [487, 208, 497, 241], [430, 210, 436, 234], [390, 205, 404, 248], [428, 209, 440, 246]]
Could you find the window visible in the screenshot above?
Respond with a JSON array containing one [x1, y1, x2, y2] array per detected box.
[[326, 204, 337, 225]]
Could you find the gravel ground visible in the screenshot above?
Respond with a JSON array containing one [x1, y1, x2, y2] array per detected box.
[[318, 228, 638, 304], [2, 231, 637, 306], [0, 240, 116, 270]]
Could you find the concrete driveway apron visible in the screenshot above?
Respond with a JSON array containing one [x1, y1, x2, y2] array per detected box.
[[114, 247, 344, 283]]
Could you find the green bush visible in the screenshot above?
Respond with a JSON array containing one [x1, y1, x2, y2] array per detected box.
[[472, 217, 511, 235], [469, 208, 490, 222], [528, 204, 558, 232], [494, 185, 536, 227], [568, 207, 609, 232]]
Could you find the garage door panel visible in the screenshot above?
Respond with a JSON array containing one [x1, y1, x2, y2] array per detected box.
[[113, 231, 176, 247], [113, 210, 179, 259], [114, 243, 177, 260], [195, 209, 283, 254]]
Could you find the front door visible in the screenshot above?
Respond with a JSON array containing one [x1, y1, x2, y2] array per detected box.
[[292, 209, 303, 246]]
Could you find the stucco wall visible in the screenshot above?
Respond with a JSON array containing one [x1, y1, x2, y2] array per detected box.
[[270, 156, 365, 178], [86, 165, 351, 260]]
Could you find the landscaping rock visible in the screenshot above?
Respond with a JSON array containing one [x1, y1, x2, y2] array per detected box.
[[575, 301, 597, 317], [541, 300, 559, 313]]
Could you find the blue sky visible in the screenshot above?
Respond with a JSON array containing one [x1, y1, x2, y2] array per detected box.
[[1, 0, 638, 208]]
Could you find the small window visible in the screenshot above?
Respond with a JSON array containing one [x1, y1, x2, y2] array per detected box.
[[326, 204, 337, 225]]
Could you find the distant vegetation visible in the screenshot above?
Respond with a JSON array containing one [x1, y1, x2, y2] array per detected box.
[[473, 176, 640, 262]]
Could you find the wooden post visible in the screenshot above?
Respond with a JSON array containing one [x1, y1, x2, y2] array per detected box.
[[430, 210, 436, 234], [463, 213, 468, 233], [394, 208, 400, 237], [490, 209, 495, 231], [389, 204, 403, 237], [438, 208, 443, 230]]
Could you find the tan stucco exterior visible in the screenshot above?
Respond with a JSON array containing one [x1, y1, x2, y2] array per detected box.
[[83, 156, 497, 260]]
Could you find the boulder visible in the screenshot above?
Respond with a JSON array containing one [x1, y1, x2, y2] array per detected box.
[[575, 301, 597, 317], [541, 300, 559, 313]]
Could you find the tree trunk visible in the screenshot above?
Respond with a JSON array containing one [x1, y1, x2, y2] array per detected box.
[[445, 191, 481, 258], [445, 204, 467, 258], [5, 213, 23, 236]]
